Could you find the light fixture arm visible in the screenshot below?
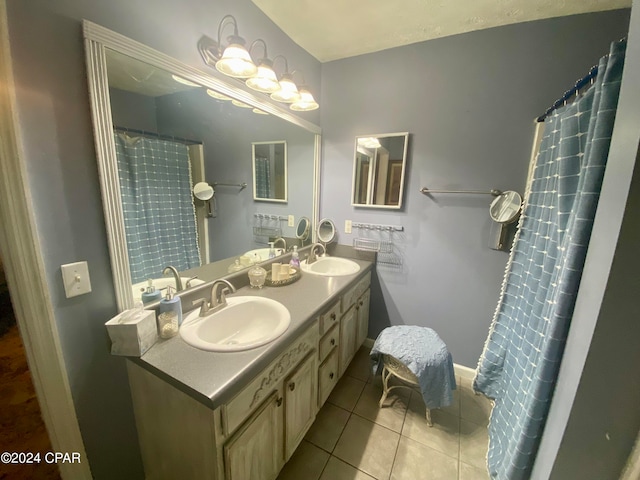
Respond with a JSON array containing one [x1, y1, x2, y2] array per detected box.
[[217, 14, 240, 49], [272, 55, 290, 74], [249, 39, 269, 62]]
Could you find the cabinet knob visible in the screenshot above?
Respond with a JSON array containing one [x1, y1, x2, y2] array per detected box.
[[288, 382, 296, 391], [356, 306, 360, 311], [359, 301, 364, 306], [330, 313, 336, 320], [276, 397, 283, 407], [330, 338, 336, 346], [329, 372, 334, 379]]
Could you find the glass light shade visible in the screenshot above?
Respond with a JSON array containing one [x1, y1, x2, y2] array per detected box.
[[252, 108, 268, 115], [290, 87, 319, 111], [206, 89, 232, 101], [245, 62, 280, 93], [270, 74, 300, 103], [216, 41, 257, 78]]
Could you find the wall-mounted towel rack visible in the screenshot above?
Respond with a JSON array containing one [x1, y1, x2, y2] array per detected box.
[[252, 213, 285, 242], [214, 182, 247, 191], [420, 187, 502, 196], [351, 222, 404, 232]]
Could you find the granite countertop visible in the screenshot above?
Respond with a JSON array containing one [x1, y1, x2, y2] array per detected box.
[[130, 257, 373, 410]]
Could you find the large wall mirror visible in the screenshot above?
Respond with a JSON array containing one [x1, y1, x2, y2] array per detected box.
[[84, 21, 320, 310], [252, 141, 287, 202], [351, 132, 409, 209]]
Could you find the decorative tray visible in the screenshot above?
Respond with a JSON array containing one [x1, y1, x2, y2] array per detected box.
[[265, 268, 301, 287]]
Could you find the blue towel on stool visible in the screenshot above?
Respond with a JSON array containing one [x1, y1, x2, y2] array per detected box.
[[370, 326, 457, 409]]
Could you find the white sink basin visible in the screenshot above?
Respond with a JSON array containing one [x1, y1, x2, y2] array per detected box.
[[244, 247, 284, 262], [132, 276, 205, 299], [180, 296, 291, 352], [300, 257, 361, 277]]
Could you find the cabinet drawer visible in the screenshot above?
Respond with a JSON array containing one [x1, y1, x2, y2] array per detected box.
[[319, 323, 339, 363], [319, 300, 341, 335], [318, 348, 339, 407], [222, 321, 318, 437], [342, 272, 371, 313]]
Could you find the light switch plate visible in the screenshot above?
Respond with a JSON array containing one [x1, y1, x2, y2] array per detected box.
[[61, 261, 92, 298], [288, 215, 294, 227], [345, 220, 352, 234]]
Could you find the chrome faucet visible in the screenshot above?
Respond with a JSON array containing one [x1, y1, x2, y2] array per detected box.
[[210, 279, 236, 312], [163, 265, 183, 291], [273, 237, 287, 251], [307, 243, 326, 264], [185, 275, 199, 289]]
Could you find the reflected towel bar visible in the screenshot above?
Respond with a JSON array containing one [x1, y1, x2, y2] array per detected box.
[[420, 187, 502, 196], [214, 182, 247, 191]]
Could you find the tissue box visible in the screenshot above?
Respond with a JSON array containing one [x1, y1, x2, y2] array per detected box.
[[105, 309, 158, 356]]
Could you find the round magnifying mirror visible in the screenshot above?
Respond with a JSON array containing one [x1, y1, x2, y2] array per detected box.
[[317, 218, 337, 244], [490, 191, 522, 224], [296, 217, 310, 241], [193, 182, 214, 201]]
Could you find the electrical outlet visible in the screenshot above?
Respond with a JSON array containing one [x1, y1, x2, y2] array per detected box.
[[288, 215, 294, 227], [345, 220, 352, 234], [61, 261, 92, 298]]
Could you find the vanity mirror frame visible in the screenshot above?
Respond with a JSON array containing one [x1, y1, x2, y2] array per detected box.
[[351, 132, 409, 209], [83, 21, 321, 311]]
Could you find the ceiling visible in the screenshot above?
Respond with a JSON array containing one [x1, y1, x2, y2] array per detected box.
[[251, 0, 630, 62]]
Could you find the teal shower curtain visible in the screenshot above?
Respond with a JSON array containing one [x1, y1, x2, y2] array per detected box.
[[474, 39, 626, 479], [114, 133, 201, 284]]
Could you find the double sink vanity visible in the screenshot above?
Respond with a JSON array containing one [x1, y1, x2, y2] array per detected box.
[[127, 251, 373, 479]]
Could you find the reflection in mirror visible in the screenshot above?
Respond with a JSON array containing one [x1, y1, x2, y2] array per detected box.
[[352, 132, 409, 209], [84, 22, 320, 309], [296, 216, 310, 242], [252, 141, 287, 202], [317, 218, 336, 244]]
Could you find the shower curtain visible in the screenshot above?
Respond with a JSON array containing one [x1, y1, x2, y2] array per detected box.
[[474, 39, 626, 479], [114, 133, 201, 284]]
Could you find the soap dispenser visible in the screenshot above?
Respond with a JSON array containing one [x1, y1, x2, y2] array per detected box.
[[159, 285, 183, 327], [141, 279, 162, 304], [268, 242, 276, 259], [289, 245, 300, 269]]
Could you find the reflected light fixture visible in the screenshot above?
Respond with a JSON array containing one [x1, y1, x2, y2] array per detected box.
[[172, 75, 200, 87], [358, 137, 382, 149], [252, 108, 268, 115], [245, 39, 279, 93], [215, 15, 257, 78], [206, 88, 232, 101], [231, 99, 252, 108]]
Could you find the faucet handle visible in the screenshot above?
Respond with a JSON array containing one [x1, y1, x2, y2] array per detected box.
[[192, 298, 211, 317]]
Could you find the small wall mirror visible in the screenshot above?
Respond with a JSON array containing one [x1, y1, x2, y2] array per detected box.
[[296, 216, 310, 242], [317, 218, 337, 244], [352, 132, 409, 209], [252, 141, 287, 202], [490, 191, 522, 224]]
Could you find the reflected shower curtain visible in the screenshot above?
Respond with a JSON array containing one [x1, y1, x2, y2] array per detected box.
[[474, 39, 626, 479], [254, 156, 272, 198], [114, 133, 201, 284]]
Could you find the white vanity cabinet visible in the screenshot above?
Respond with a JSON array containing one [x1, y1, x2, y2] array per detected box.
[[127, 268, 372, 480], [339, 272, 371, 376]]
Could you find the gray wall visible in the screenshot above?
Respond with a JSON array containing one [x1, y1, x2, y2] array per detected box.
[[109, 88, 158, 132], [5, 1, 320, 478], [319, 10, 631, 368]]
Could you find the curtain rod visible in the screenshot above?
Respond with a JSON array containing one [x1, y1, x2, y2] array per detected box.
[[114, 126, 202, 146], [536, 65, 598, 122]]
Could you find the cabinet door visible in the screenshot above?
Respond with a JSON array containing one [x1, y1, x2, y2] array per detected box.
[[224, 391, 284, 480], [284, 351, 318, 459], [318, 347, 339, 407], [339, 305, 358, 376], [356, 289, 370, 348]]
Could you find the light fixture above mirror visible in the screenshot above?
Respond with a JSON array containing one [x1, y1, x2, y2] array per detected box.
[[197, 15, 319, 112]]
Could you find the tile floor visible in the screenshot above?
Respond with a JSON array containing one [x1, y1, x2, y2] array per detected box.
[[278, 346, 492, 480]]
